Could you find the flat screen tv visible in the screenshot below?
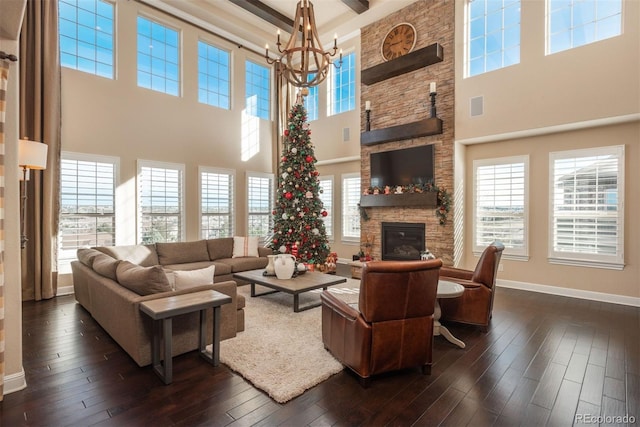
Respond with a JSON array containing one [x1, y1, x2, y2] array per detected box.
[[370, 145, 435, 188]]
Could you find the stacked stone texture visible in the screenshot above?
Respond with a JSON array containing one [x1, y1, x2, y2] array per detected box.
[[360, 0, 455, 264]]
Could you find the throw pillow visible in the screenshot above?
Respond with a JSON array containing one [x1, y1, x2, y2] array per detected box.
[[92, 254, 120, 281], [172, 265, 216, 291], [232, 236, 259, 258], [116, 261, 172, 296]]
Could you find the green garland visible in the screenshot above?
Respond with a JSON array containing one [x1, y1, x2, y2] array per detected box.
[[362, 183, 451, 225]]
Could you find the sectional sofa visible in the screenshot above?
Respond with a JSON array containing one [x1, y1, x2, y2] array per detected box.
[[71, 237, 270, 366]]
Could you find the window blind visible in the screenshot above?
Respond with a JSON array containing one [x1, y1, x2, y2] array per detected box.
[[319, 177, 333, 238], [200, 168, 234, 239], [247, 173, 273, 239], [342, 175, 361, 240], [138, 162, 184, 243]]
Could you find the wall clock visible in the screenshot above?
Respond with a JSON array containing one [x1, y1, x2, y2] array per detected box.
[[381, 23, 417, 62]]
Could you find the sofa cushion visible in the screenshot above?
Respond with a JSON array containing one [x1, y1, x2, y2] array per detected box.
[[96, 244, 159, 267], [162, 261, 216, 272], [216, 257, 268, 273], [156, 240, 210, 265], [92, 254, 120, 281], [207, 238, 233, 260], [232, 236, 259, 258], [115, 261, 172, 295], [77, 248, 103, 268], [169, 265, 216, 291]]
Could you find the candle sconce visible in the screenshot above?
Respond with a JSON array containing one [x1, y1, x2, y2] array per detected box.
[[365, 109, 371, 132], [429, 91, 437, 119]]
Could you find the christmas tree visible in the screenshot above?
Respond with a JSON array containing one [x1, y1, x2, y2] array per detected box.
[[270, 98, 330, 265]]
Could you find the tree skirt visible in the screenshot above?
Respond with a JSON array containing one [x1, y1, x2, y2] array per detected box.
[[214, 280, 360, 403]]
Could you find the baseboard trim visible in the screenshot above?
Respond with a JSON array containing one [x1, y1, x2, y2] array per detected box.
[[497, 279, 640, 307], [3, 368, 27, 395], [57, 285, 74, 296]]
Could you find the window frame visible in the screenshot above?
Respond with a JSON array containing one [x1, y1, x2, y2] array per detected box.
[[318, 176, 334, 240], [473, 155, 529, 260], [197, 39, 231, 110], [546, 0, 623, 55], [59, 0, 116, 78], [466, 0, 521, 78], [137, 159, 185, 244], [246, 171, 274, 242], [199, 166, 235, 239], [58, 151, 119, 274], [548, 145, 625, 270], [341, 173, 361, 243], [136, 14, 181, 97], [328, 51, 356, 116]]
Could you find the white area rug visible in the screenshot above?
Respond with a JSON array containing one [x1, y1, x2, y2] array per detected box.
[[216, 279, 360, 403]]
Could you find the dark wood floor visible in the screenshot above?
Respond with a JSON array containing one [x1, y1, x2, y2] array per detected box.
[[2, 279, 638, 426]]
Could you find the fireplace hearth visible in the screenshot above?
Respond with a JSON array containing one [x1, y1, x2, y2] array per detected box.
[[381, 222, 426, 261]]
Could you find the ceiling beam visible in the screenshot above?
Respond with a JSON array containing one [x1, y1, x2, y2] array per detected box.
[[228, 0, 294, 33], [341, 0, 369, 14]]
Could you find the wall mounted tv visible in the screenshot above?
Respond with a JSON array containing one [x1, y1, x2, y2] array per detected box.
[[370, 144, 435, 188]]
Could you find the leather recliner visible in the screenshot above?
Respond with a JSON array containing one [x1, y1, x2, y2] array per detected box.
[[438, 241, 505, 331], [321, 259, 442, 386]]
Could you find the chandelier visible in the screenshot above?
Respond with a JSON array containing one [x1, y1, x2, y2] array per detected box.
[[265, 0, 342, 88]]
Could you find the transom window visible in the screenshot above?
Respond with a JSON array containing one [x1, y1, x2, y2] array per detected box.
[[467, 0, 520, 77], [304, 73, 319, 121], [547, 0, 622, 54], [329, 52, 356, 116], [247, 172, 274, 240], [549, 145, 624, 269], [245, 61, 270, 120], [198, 40, 230, 109], [137, 16, 180, 96], [137, 160, 185, 243], [473, 156, 528, 258], [200, 167, 235, 239], [59, 0, 114, 78], [318, 177, 333, 239], [342, 173, 361, 241], [59, 152, 118, 273]]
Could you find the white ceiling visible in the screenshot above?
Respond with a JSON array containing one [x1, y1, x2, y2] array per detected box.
[[145, 0, 417, 53]]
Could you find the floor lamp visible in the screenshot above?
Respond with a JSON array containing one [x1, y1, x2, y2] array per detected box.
[[18, 139, 48, 249]]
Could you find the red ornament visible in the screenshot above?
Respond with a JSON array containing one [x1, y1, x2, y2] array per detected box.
[[305, 225, 311, 230], [305, 155, 313, 163], [285, 192, 293, 200], [307, 130, 311, 135], [281, 156, 287, 162], [321, 210, 328, 217], [284, 129, 289, 136]]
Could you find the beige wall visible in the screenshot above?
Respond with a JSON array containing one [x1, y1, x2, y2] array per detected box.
[[61, 0, 274, 246], [455, 0, 640, 301]]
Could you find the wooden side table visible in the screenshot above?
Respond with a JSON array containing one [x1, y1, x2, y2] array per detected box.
[[139, 290, 232, 384]]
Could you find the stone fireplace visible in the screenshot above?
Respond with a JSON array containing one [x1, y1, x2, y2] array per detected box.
[[381, 222, 425, 260]]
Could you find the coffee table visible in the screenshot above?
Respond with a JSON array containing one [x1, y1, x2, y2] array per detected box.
[[233, 269, 347, 312]]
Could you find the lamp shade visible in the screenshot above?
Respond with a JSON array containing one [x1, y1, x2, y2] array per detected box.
[[18, 139, 48, 170]]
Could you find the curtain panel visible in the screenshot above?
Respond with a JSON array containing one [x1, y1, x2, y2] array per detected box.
[[19, 0, 61, 301], [0, 59, 10, 400]]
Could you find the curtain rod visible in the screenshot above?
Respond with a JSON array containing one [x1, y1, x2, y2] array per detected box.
[[0, 51, 18, 62], [132, 0, 263, 58]]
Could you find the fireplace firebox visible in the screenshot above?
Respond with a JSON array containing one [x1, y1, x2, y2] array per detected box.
[[381, 222, 426, 261]]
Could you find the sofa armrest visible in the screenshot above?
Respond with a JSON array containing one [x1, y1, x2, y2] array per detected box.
[[321, 291, 359, 321], [439, 266, 474, 281]]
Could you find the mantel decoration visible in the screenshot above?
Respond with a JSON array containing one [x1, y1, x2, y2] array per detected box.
[[360, 182, 451, 225], [265, 0, 342, 87]]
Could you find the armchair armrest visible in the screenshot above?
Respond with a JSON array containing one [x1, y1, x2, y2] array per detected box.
[[321, 291, 359, 321], [439, 266, 474, 281]]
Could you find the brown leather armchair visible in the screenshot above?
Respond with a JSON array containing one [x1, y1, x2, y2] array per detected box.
[[438, 241, 505, 331], [321, 259, 442, 386]]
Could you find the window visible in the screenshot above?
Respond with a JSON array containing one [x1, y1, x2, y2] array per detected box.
[[59, 0, 114, 78], [200, 167, 234, 239], [547, 0, 622, 54], [329, 52, 356, 116], [467, 0, 520, 77], [342, 174, 361, 241], [137, 16, 180, 96], [549, 146, 624, 269], [304, 74, 319, 121], [474, 156, 528, 258], [137, 160, 185, 243], [198, 40, 230, 109], [318, 177, 333, 239], [245, 60, 270, 120], [247, 172, 274, 240], [59, 152, 118, 273]]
